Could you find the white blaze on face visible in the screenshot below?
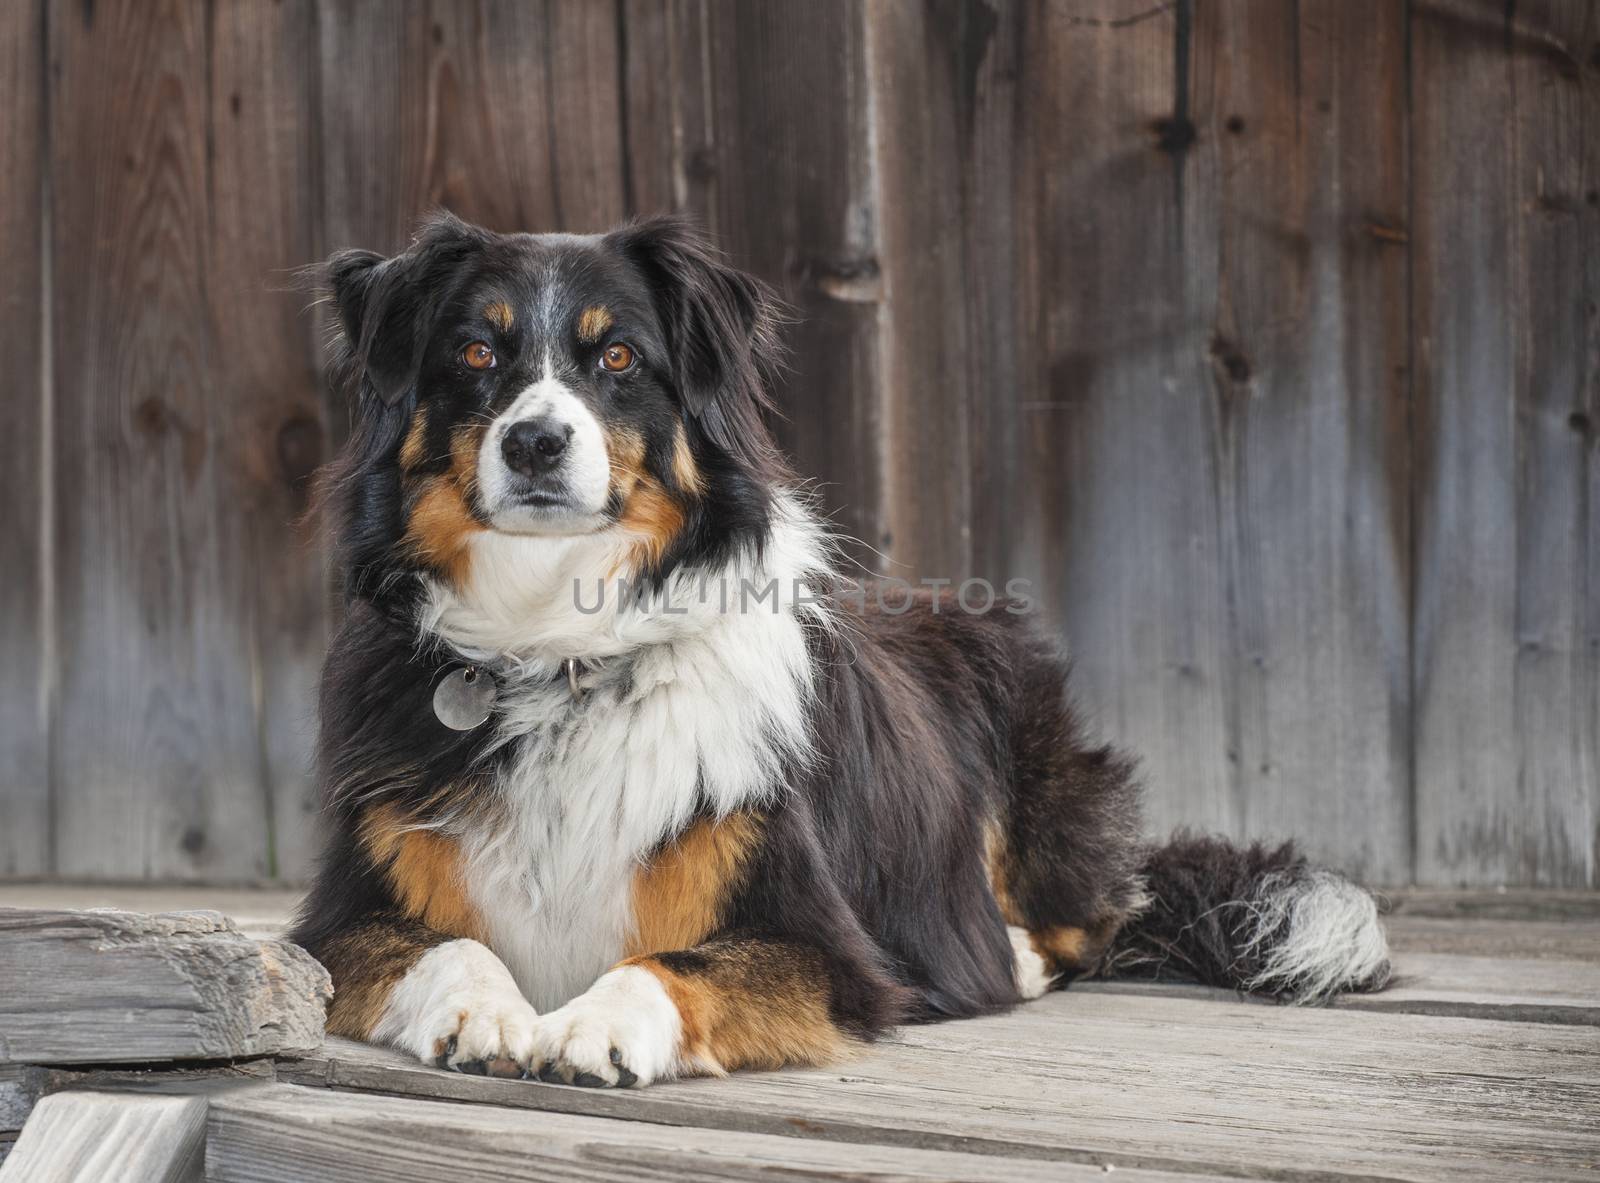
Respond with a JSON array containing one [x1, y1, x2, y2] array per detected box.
[[477, 374, 612, 534]]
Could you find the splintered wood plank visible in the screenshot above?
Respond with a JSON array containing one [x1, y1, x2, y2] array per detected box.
[[280, 989, 1600, 1181], [0, 909, 329, 1064], [0, 0, 46, 876], [1181, 0, 1412, 883], [623, 2, 889, 565], [208, 1083, 1229, 1183], [1, 1061, 273, 1150], [46, 0, 270, 880], [1411, 0, 1600, 886], [207, 0, 327, 882], [0, 1091, 206, 1183], [318, 0, 627, 255]]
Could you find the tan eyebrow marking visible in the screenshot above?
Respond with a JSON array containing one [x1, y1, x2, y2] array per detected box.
[[482, 301, 513, 332], [577, 305, 614, 343]]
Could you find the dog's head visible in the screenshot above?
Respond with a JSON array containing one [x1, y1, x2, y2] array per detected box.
[[322, 213, 785, 596]]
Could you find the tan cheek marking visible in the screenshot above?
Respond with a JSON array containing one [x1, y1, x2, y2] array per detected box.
[[605, 424, 689, 570], [619, 480, 687, 569], [483, 301, 513, 332], [406, 478, 481, 587], [627, 813, 763, 957], [671, 424, 703, 496], [400, 406, 430, 471], [360, 803, 485, 942], [404, 422, 488, 586], [577, 305, 613, 343], [449, 423, 484, 500]]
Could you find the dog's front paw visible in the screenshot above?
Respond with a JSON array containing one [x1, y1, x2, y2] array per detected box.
[[373, 939, 539, 1078], [526, 965, 686, 1088]]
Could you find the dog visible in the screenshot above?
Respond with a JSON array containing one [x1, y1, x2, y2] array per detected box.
[[291, 213, 1390, 1087]]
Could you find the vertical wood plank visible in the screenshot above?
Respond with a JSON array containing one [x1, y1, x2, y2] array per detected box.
[[1185, 0, 1413, 882], [862, 0, 974, 581], [1016, 1, 1238, 841], [0, 0, 47, 876], [618, 0, 715, 219], [318, 0, 627, 257], [1412, 0, 1599, 886], [862, 0, 1024, 585], [209, 0, 327, 880], [48, 0, 269, 879], [622, 1, 889, 564]]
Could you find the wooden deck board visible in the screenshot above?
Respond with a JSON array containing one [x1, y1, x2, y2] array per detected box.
[[0, 1091, 206, 1183], [208, 1082, 1245, 1183], [279, 991, 1600, 1181], [4, 889, 1597, 1179]]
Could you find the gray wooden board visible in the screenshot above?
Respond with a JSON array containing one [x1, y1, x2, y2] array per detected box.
[[208, 1081, 1247, 1183], [317, 0, 626, 257], [208, 0, 329, 883], [279, 990, 1600, 1181], [0, 1066, 46, 1137], [1015, 0, 1240, 849], [1078, 948, 1600, 1026], [0, 0, 46, 879], [1182, 0, 1413, 885], [0, 1060, 273, 1141], [624, 2, 892, 568], [1410, 0, 1600, 887], [0, 1091, 206, 1183], [47, 0, 270, 881], [1386, 915, 1600, 962], [0, 908, 328, 1064], [0, 886, 305, 940]]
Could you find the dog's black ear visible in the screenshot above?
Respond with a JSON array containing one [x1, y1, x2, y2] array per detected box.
[[609, 216, 783, 442], [325, 213, 485, 406]]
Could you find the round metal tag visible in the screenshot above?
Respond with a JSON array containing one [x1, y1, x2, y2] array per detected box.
[[432, 665, 495, 731]]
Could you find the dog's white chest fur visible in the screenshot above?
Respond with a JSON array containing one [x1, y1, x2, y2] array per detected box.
[[428, 496, 830, 1011]]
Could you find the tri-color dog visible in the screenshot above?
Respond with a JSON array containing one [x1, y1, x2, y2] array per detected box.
[[291, 214, 1390, 1086]]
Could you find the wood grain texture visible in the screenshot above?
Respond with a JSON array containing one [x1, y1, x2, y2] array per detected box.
[[208, 0, 328, 882], [0, 1091, 205, 1183], [624, 2, 890, 566], [1, 1060, 272, 1147], [207, 1083, 1225, 1183], [318, 0, 627, 256], [282, 988, 1600, 1181], [1411, 0, 1600, 887], [1183, 0, 1413, 882], [0, 908, 329, 1064], [0, 0, 46, 877], [1013, 2, 1240, 842], [47, 0, 269, 880]]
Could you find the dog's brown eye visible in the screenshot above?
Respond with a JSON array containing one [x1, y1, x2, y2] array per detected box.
[[600, 343, 635, 373], [462, 342, 496, 371]]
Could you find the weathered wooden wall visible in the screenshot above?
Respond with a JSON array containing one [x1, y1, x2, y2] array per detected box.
[[0, 0, 1594, 887]]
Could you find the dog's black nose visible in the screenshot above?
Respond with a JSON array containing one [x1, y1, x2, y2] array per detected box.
[[502, 418, 571, 477]]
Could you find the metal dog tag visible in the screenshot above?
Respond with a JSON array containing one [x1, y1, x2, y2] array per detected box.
[[433, 666, 495, 731]]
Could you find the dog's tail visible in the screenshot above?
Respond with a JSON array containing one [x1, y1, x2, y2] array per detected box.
[[1097, 833, 1391, 1004]]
